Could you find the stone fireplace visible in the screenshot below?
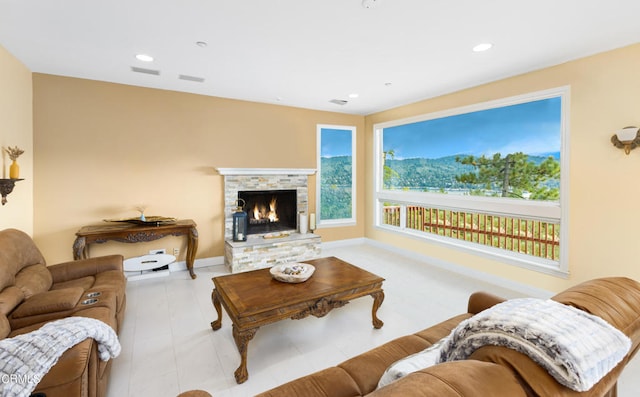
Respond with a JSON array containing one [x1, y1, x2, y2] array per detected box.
[[217, 168, 321, 273]]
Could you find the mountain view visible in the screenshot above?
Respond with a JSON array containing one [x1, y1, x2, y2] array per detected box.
[[384, 153, 560, 194], [320, 150, 560, 209], [319, 156, 353, 219]]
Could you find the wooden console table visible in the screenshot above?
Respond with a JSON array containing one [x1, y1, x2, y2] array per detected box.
[[73, 219, 199, 279]]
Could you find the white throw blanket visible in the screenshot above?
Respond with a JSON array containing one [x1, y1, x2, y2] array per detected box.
[[0, 317, 121, 397], [378, 298, 631, 391]]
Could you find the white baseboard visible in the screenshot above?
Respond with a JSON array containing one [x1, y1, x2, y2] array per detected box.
[[168, 256, 225, 273], [320, 237, 367, 249]]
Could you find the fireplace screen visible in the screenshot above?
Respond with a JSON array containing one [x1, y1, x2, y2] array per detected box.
[[238, 189, 297, 235]]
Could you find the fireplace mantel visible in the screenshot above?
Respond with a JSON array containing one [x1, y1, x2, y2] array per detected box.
[[217, 168, 316, 176]]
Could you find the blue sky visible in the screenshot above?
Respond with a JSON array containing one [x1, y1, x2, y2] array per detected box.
[[383, 97, 562, 159], [321, 128, 352, 157]]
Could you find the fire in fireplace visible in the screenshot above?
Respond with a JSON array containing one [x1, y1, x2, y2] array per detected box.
[[238, 189, 297, 235]]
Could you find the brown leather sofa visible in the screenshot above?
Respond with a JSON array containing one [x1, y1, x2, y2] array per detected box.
[[0, 228, 127, 397], [257, 277, 640, 397]]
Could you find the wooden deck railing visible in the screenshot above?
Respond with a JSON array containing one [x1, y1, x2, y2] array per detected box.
[[383, 205, 560, 261]]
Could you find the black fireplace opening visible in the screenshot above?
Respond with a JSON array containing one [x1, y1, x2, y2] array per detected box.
[[238, 189, 297, 235]]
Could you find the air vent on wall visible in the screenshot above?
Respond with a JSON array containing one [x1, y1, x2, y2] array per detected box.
[[130, 66, 160, 75], [178, 74, 205, 83], [329, 99, 348, 106]]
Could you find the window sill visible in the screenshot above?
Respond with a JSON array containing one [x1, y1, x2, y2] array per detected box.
[[317, 219, 357, 228]]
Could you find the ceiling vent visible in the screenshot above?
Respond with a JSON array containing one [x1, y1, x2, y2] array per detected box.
[[178, 74, 205, 83], [130, 66, 160, 75], [329, 99, 348, 106]]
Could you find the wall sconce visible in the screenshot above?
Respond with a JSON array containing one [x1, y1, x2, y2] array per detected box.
[[0, 178, 23, 205], [611, 126, 640, 155]]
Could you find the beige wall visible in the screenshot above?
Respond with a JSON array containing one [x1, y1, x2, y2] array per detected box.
[[0, 45, 33, 234], [33, 75, 364, 264], [365, 43, 640, 293]]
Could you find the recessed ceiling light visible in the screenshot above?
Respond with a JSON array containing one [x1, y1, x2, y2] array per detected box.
[[472, 43, 493, 52], [362, 0, 381, 9], [135, 54, 154, 62], [196, 41, 208, 48], [348, 93, 359, 98]]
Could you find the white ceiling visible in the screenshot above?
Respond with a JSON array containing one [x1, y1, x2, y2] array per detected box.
[[1, 0, 640, 115]]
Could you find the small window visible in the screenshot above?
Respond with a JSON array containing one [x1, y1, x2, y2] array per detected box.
[[316, 125, 356, 227]]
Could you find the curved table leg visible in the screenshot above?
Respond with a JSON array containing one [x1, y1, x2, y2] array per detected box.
[[186, 226, 199, 279], [232, 324, 258, 384], [210, 289, 223, 331], [371, 290, 385, 329], [72, 236, 87, 260]]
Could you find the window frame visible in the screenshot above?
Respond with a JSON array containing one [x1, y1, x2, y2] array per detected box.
[[373, 87, 570, 277], [316, 124, 357, 228]]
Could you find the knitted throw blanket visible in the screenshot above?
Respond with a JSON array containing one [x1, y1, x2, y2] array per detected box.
[[379, 298, 631, 392], [0, 317, 121, 397]]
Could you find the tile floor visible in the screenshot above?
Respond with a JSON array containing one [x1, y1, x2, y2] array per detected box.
[[107, 242, 640, 397]]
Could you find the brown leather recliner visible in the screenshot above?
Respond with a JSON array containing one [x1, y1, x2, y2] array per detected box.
[[0, 228, 127, 397]]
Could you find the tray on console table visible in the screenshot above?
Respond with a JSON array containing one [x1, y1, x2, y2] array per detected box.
[[102, 215, 178, 226], [73, 219, 199, 279]]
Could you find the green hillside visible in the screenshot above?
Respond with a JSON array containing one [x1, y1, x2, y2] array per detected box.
[[320, 156, 353, 219], [319, 153, 560, 208], [385, 156, 476, 190]]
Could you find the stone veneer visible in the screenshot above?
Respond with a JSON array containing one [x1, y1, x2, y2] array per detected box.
[[225, 233, 321, 273], [217, 168, 321, 273]]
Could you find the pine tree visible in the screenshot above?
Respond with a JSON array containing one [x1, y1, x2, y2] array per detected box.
[[455, 152, 560, 200]]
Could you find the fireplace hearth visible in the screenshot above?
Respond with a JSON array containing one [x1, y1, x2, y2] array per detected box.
[[238, 189, 297, 235], [217, 168, 321, 273]]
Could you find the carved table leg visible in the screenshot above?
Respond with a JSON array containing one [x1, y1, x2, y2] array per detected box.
[[72, 236, 87, 260], [186, 226, 199, 279], [210, 289, 223, 331], [371, 290, 385, 329], [232, 324, 258, 384]]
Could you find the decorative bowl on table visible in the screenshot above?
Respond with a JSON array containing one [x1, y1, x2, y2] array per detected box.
[[269, 263, 315, 283]]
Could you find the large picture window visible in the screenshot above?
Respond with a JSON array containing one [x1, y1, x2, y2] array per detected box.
[[374, 87, 569, 275], [317, 125, 356, 227]]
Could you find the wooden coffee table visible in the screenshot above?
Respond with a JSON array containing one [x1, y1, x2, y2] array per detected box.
[[210, 256, 385, 384]]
